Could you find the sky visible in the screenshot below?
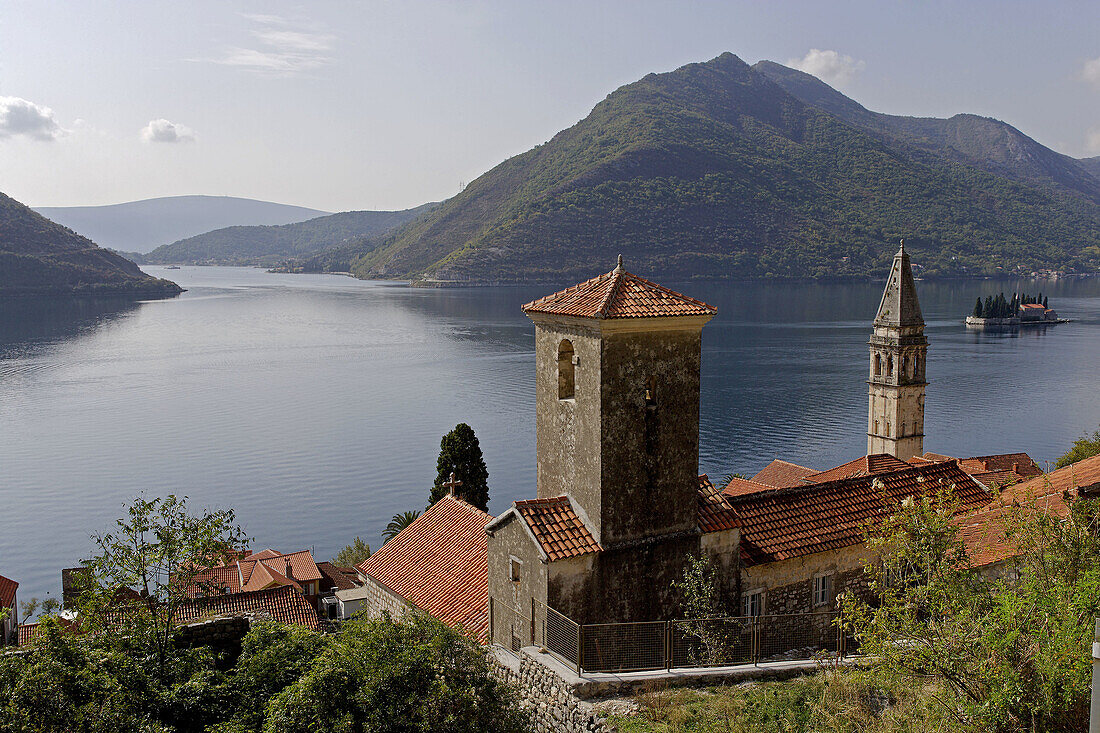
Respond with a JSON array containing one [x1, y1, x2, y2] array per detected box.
[[0, 0, 1098, 212]]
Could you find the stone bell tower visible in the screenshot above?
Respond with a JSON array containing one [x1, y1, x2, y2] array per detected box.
[[867, 241, 927, 461], [521, 256, 717, 548]]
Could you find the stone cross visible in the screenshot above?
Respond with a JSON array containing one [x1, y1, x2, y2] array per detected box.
[[443, 471, 463, 496]]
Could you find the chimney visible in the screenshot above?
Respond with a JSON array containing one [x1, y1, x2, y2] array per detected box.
[[284, 559, 294, 581]]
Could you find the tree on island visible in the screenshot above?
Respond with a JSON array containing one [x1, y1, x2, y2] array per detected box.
[[429, 423, 489, 510], [973, 298, 983, 317]]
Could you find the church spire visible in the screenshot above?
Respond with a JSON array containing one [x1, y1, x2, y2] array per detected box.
[[873, 239, 923, 328]]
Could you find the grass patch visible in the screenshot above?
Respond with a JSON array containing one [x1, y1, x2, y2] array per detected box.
[[610, 670, 969, 733]]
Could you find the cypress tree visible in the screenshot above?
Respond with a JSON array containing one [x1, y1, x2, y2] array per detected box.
[[973, 298, 983, 318], [1043, 295, 1048, 308], [984, 295, 994, 318], [429, 423, 490, 510]]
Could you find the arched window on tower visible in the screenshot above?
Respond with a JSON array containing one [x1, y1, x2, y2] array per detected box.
[[873, 354, 881, 377], [558, 340, 575, 400], [901, 355, 909, 380], [886, 355, 894, 377]]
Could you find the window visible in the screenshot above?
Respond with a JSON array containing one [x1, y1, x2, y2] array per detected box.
[[742, 589, 764, 617], [644, 375, 656, 407], [886, 355, 893, 377], [509, 557, 522, 583], [901, 355, 908, 379], [557, 340, 575, 400], [812, 573, 834, 608], [873, 353, 881, 377]]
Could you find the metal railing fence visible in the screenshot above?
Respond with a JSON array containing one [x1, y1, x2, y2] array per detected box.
[[504, 603, 849, 673]]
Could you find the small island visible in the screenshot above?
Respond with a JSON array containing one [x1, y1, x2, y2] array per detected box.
[[965, 291, 1066, 329]]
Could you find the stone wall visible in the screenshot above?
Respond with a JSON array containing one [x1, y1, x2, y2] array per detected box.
[[174, 615, 252, 664], [493, 648, 615, 733], [359, 574, 409, 620], [741, 544, 871, 615]]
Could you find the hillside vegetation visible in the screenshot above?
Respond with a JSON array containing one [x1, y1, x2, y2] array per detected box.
[[338, 53, 1100, 283], [143, 203, 438, 265], [0, 192, 181, 296]]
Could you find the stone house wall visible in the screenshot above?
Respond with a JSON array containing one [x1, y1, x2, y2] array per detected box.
[[358, 574, 410, 620], [740, 544, 871, 616], [487, 513, 548, 648]]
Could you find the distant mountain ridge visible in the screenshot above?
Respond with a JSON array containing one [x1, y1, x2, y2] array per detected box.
[[142, 203, 439, 265], [750, 61, 1100, 205], [0, 191, 182, 296], [34, 196, 330, 254], [326, 53, 1099, 283]]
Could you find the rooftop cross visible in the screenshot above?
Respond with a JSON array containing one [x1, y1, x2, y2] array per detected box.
[[443, 471, 463, 496]]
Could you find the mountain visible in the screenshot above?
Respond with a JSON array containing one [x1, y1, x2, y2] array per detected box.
[[33, 196, 330, 254], [0, 191, 182, 296], [1078, 157, 1100, 180], [142, 204, 438, 266], [751, 60, 1100, 205], [340, 53, 1100, 283]]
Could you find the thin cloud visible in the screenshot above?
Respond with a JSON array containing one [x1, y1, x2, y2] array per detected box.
[[0, 96, 64, 141], [141, 118, 196, 143], [210, 15, 334, 75], [1086, 127, 1100, 155], [787, 48, 866, 88], [1083, 56, 1100, 89]]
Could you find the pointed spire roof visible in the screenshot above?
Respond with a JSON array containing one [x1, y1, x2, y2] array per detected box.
[[522, 256, 717, 320], [873, 240, 923, 328]]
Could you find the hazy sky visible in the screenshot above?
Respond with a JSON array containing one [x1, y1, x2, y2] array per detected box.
[[1, 1, 1098, 212]]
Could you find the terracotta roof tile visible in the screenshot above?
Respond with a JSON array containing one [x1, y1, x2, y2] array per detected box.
[[317, 562, 361, 593], [969, 469, 1021, 492], [358, 495, 491, 639], [513, 496, 602, 561], [698, 475, 741, 532], [0, 573, 17, 609], [953, 455, 1100, 568], [750, 459, 817, 488], [522, 263, 716, 320], [731, 461, 990, 566], [176, 585, 320, 630], [802, 454, 910, 484], [723, 476, 778, 497], [967, 453, 1043, 479]]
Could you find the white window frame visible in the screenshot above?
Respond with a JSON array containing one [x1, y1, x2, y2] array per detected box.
[[812, 572, 834, 608], [741, 588, 764, 617], [509, 556, 522, 584]]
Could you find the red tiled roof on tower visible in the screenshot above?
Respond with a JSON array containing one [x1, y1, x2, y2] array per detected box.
[[522, 256, 717, 320], [802, 454, 910, 484], [357, 494, 492, 639], [750, 459, 817, 488], [0, 573, 17, 609], [731, 461, 990, 566], [511, 496, 603, 561]]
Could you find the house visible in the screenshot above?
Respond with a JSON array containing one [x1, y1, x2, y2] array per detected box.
[[354, 494, 493, 638], [176, 585, 320, 630], [188, 549, 325, 599], [0, 573, 17, 645]]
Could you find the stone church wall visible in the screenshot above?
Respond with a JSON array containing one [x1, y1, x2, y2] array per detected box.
[[488, 513, 548, 647]]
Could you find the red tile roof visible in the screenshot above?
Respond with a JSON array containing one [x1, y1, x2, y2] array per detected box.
[[317, 562, 361, 593], [723, 475, 778, 498], [750, 459, 817, 488], [0, 573, 17, 609], [969, 469, 1021, 492], [512, 496, 603, 561], [907, 451, 1042, 481], [697, 475, 741, 532], [730, 461, 991, 566], [176, 585, 320, 630], [358, 495, 492, 639], [802, 454, 910, 484], [955, 455, 1100, 568], [522, 261, 716, 320], [186, 549, 323, 597]]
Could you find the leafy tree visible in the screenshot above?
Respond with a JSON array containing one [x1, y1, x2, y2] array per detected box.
[[1055, 424, 1100, 468], [841, 488, 1100, 732], [429, 423, 490, 510], [84, 494, 249, 676], [18, 597, 60, 624], [264, 611, 527, 733], [331, 536, 371, 567], [671, 554, 729, 664], [382, 511, 421, 544]]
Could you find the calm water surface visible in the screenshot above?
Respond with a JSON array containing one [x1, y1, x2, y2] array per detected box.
[[2, 266, 1100, 604]]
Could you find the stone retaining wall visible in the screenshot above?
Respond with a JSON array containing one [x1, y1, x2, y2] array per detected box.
[[493, 647, 616, 733]]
